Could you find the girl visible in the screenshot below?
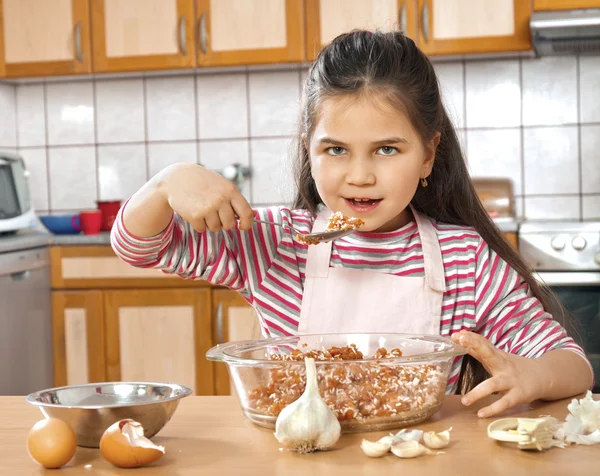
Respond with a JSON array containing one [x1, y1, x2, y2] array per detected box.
[[111, 30, 593, 418]]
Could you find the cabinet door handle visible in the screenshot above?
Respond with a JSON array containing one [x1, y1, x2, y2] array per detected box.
[[74, 21, 83, 62], [178, 15, 187, 56], [420, 2, 430, 44], [216, 302, 224, 344], [197, 13, 208, 55], [399, 2, 407, 33]]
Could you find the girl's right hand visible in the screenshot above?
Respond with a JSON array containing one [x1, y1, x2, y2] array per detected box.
[[159, 163, 255, 232]]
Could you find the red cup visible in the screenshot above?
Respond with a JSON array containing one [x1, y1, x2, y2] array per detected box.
[[79, 210, 102, 235], [97, 200, 122, 231]]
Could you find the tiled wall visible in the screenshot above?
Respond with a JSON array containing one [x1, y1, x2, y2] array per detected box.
[[1, 55, 599, 221]]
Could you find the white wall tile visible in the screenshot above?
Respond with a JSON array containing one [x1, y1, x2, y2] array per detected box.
[[48, 146, 96, 210], [249, 70, 299, 137], [581, 125, 600, 194], [466, 129, 522, 194], [98, 144, 147, 201], [148, 141, 197, 178], [522, 57, 577, 126], [514, 196, 524, 220], [465, 60, 520, 128], [46, 82, 94, 145], [525, 196, 580, 220], [197, 73, 248, 139], [199, 140, 251, 201], [435, 61, 465, 128], [251, 138, 295, 204], [582, 195, 600, 220], [146, 76, 196, 141], [95, 79, 145, 144], [580, 56, 600, 123], [523, 126, 579, 195], [16, 84, 46, 147], [0, 83, 16, 147], [18, 147, 48, 211]]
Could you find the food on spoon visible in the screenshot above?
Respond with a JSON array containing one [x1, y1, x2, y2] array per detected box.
[[296, 212, 365, 245], [27, 418, 77, 469], [248, 344, 445, 427], [274, 357, 341, 453], [100, 419, 165, 468]]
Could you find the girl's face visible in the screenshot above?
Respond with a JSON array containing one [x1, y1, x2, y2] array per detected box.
[[308, 93, 438, 232]]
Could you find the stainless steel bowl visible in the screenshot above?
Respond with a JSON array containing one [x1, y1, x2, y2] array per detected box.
[[26, 382, 192, 448]]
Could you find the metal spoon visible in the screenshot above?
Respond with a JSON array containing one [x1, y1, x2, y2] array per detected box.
[[253, 219, 356, 244]]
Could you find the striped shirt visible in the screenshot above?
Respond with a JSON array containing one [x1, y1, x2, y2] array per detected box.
[[111, 205, 590, 394]]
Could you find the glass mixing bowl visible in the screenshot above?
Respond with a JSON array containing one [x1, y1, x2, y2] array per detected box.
[[206, 333, 466, 432]]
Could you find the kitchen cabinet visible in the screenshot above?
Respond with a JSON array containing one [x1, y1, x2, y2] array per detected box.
[[416, 0, 532, 56], [51, 291, 106, 387], [534, 0, 600, 10], [212, 289, 261, 396], [195, 0, 304, 66], [103, 289, 214, 395], [0, 0, 91, 78], [305, 0, 417, 61], [90, 0, 196, 73]]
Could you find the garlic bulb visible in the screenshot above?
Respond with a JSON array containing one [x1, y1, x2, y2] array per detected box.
[[423, 427, 452, 449], [274, 357, 341, 453]]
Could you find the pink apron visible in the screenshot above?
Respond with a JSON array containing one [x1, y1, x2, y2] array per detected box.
[[298, 206, 446, 335]]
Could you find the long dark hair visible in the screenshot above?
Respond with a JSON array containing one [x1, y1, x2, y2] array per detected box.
[[292, 30, 578, 394]]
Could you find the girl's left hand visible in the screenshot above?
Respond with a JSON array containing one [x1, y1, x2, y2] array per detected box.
[[451, 331, 549, 418]]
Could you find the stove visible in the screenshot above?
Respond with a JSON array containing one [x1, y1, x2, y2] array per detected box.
[[519, 221, 600, 392]]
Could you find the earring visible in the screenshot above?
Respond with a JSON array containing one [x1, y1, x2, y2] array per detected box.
[[421, 177, 428, 188]]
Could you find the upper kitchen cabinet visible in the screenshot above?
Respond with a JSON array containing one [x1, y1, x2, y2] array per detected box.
[[305, 0, 416, 60], [195, 0, 304, 66], [534, 0, 600, 10], [0, 0, 91, 78], [91, 0, 195, 73], [416, 0, 532, 56]]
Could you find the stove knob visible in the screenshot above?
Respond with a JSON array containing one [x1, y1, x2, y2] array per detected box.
[[572, 236, 587, 251], [550, 236, 565, 251]]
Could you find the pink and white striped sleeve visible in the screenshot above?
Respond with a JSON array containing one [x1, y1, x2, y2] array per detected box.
[[473, 238, 591, 369], [110, 202, 285, 299]]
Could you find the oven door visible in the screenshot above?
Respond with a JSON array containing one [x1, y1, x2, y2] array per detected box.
[[535, 271, 600, 393]]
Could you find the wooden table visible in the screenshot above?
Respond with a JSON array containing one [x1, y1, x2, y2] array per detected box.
[[1, 395, 598, 475]]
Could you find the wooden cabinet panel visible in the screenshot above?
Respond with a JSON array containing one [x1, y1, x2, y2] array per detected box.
[[212, 289, 261, 396], [196, 0, 304, 66], [534, 0, 600, 10], [417, 0, 532, 56], [0, 0, 91, 77], [104, 289, 214, 395], [305, 0, 415, 60], [52, 291, 106, 387], [91, 0, 195, 73]]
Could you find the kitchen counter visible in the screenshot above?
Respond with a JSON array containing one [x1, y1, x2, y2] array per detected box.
[[0, 229, 50, 253], [1, 395, 597, 475]]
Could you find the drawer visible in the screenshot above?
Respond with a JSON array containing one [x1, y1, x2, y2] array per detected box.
[[50, 246, 209, 290]]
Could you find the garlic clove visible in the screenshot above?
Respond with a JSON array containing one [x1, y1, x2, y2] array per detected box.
[[391, 440, 441, 458], [423, 427, 452, 449], [274, 357, 341, 454], [377, 434, 400, 446], [360, 439, 392, 457], [394, 429, 424, 442]]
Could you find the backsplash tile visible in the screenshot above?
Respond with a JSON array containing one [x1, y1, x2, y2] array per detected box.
[[4, 56, 598, 221], [95, 79, 145, 144], [16, 84, 46, 147], [465, 59, 521, 128], [45, 81, 95, 145], [146, 76, 196, 141], [0, 83, 16, 147], [523, 126, 579, 195], [522, 57, 577, 126]]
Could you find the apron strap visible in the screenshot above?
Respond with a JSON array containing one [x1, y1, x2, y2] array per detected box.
[[304, 209, 333, 278], [305, 206, 446, 293], [410, 205, 446, 293]]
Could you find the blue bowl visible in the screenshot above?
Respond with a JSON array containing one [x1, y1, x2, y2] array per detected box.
[[39, 215, 81, 235]]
